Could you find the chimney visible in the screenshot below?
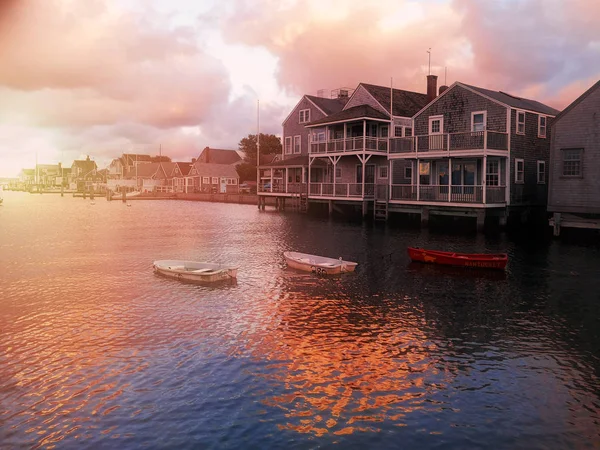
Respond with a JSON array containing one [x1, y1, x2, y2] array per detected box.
[[204, 146, 210, 163], [427, 75, 438, 102], [191, 158, 196, 164], [439, 85, 449, 95]]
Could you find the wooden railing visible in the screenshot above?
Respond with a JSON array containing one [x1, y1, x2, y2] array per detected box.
[[258, 182, 307, 194], [389, 131, 508, 154], [310, 137, 388, 154], [389, 185, 506, 204], [309, 183, 375, 198]]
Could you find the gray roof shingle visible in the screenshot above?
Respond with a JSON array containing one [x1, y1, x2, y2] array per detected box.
[[305, 95, 348, 115], [360, 83, 429, 117], [461, 83, 560, 116], [307, 105, 390, 126]]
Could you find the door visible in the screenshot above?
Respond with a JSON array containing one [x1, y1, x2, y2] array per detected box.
[[220, 177, 227, 193], [428, 115, 445, 150]]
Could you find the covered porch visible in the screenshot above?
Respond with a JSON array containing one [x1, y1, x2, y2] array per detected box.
[[257, 156, 310, 196], [389, 156, 508, 205]]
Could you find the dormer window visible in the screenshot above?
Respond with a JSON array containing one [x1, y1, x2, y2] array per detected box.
[[517, 110, 526, 135], [299, 109, 310, 123]]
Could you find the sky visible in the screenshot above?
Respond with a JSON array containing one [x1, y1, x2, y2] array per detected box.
[[0, 0, 599, 177]]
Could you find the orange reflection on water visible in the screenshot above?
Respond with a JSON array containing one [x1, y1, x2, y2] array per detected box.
[[249, 282, 439, 437]]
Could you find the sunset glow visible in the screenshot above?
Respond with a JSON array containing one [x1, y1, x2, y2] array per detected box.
[[0, 0, 599, 177]]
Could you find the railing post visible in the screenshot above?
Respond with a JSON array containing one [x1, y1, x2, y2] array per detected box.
[[484, 130, 488, 150], [482, 155, 487, 204], [416, 158, 420, 201], [448, 157, 452, 202], [326, 126, 329, 153]]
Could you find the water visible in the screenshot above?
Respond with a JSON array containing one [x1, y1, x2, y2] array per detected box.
[[1, 191, 599, 449]]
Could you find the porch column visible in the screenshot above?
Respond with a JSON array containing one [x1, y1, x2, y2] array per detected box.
[[326, 126, 329, 153], [333, 161, 336, 196], [448, 157, 452, 202], [285, 168, 288, 193], [344, 123, 347, 152], [363, 120, 366, 151], [482, 155, 487, 204], [308, 158, 312, 197], [270, 169, 273, 193], [416, 158, 420, 201], [361, 156, 366, 199]]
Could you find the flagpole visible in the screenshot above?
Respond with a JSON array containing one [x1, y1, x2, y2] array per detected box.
[[256, 99, 260, 191]]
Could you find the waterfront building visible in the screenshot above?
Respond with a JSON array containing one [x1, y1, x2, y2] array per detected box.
[[107, 154, 153, 179], [70, 156, 98, 191], [548, 79, 600, 235], [187, 161, 240, 194], [196, 147, 243, 166], [389, 79, 559, 229]]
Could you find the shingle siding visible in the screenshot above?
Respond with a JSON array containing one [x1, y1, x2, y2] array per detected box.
[[509, 109, 553, 206], [344, 85, 387, 114], [282, 97, 328, 160], [548, 85, 600, 213], [414, 85, 507, 135]]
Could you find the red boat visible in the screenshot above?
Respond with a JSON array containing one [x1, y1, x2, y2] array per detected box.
[[407, 247, 508, 270]]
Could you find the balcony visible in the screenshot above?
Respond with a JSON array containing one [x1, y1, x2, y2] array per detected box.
[[389, 185, 506, 204], [389, 131, 508, 156], [310, 137, 388, 154], [309, 183, 375, 198]]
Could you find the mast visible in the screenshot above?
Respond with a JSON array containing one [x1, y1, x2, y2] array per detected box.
[[256, 99, 260, 188]]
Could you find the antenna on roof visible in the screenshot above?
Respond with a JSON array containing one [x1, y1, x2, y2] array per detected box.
[[390, 77, 393, 118], [445, 67, 447, 85], [427, 48, 431, 75]]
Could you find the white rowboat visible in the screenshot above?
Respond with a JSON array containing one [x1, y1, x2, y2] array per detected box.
[[153, 260, 237, 283], [284, 251, 357, 275]]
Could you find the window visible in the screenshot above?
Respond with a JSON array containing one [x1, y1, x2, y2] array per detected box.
[[378, 166, 388, 179], [486, 160, 499, 186], [293, 135, 301, 154], [517, 111, 525, 135], [537, 161, 546, 184], [538, 116, 547, 138], [335, 167, 342, 179], [419, 162, 431, 185], [562, 149, 582, 177], [394, 126, 403, 137], [202, 177, 210, 184], [429, 116, 443, 134], [472, 111, 486, 132], [299, 109, 310, 123], [212, 177, 218, 184], [405, 166, 412, 180], [285, 137, 292, 154], [317, 132, 325, 142], [515, 159, 524, 183], [405, 127, 413, 137], [380, 126, 389, 138]]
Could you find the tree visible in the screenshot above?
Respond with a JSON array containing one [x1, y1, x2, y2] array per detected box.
[[238, 133, 281, 165]]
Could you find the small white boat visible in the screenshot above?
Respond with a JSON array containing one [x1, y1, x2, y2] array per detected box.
[[284, 251, 357, 275], [153, 260, 237, 283]]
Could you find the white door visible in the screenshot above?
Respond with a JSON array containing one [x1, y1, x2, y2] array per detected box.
[[220, 178, 227, 193]]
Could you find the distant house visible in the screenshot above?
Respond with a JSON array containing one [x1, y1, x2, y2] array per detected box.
[[187, 162, 239, 194], [196, 147, 243, 166], [70, 156, 98, 191], [548, 79, 600, 235], [18, 169, 35, 187], [108, 153, 152, 179]]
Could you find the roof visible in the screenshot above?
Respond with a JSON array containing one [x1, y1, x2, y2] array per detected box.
[[461, 83, 560, 116], [198, 148, 242, 165], [191, 162, 239, 178], [175, 162, 192, 176], [123, 154, 152, 165], [553, 79, 600, 123], [71, 158, 97, 174], [125, 162, 161, 178], [305, 95, 348, 115], [261, 155, 308, 167], [360, 83, 429, 117], [306, 104, 390, 127]]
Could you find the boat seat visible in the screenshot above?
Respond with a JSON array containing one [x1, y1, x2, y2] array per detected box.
[[320, 263, 337, 267], [168, 266, 185, 271], [191, 268, 213, 273]]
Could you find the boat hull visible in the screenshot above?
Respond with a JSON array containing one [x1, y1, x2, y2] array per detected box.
[[407, 247, 507, 270], [284, 251, 357, 275], [153, 260, 237, 283]]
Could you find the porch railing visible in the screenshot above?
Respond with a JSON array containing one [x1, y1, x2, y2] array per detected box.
[[389, 184, 506, 204], [258, 182, 307, 194], [389, 131, 508, 154], [309, 183, 375, 198], [310, 137, 388, 154]]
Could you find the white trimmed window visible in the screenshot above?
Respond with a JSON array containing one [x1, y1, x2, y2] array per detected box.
[[515, 159, 524, 183], [537, 160, 546, 184], [429, 116, 443, 134], [299, 109, 310, 123], [285, 137, 292, 154], [517, 111, 526, 135], [472, 111, 486, 132], [538, 116, 547, 138], [293, 135, 301, 154], [405, 127, 413, 137], [486, 159, 499, 186], [394, 126, 403, 137], [378, 166, 388, 179], [335, 167, 342, 179], [562, 148, 582, 177], [405, 166, 412, 180], [202, 177, 210, 184], [380, 126, 389, 138], [317, 132, 325, 141], [226, 178, 238, 185], [212, 177, 218, 184]]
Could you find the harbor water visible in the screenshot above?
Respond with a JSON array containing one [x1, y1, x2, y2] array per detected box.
[[0, 191, 599, 449]]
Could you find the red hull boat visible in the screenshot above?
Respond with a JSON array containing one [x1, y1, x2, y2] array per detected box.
[[407, 247, 508, 270]]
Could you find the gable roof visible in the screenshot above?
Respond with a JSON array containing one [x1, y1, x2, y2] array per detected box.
[[125, 162, 161, 178], [306, 104, 390, 127], [198, 147, 242, 165], [175, 162, 192, 176], [461, 83, 560, 116], [191, 162, 239, 178], [359, 83, 429, 117], [71, 158, 97, 174], [553, 79, 600, 123], [305, 95, 348, 115]]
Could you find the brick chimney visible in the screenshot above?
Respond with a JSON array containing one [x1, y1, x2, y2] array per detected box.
[[204, 146, 210, 163], [427, 75, 438, 102]]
